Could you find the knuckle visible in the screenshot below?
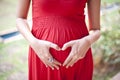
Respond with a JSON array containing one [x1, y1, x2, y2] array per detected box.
[[80, 54, 85, 59], [79, 56, 84, 59], [73, 55, 78, 60], [81, 56, 84, 59], [53, 64, 57, 67], [53, 60, 57, 64]]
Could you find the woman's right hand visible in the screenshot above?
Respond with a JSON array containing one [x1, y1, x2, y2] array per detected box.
[[30, 38, 61, 70]]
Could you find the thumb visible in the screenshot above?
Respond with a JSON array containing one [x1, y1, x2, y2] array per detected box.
[[49, 42, 61, 51], [62, 41, 73, 50]]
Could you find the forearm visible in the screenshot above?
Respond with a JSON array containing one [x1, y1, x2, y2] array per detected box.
[[87, 0, 101, 30], [85, 0, 101, 44], [85, 30, 101, 45], [16, 18, 36, 44]]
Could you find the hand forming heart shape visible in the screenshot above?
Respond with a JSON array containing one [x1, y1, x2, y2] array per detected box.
[[31, 37, 91, 70]]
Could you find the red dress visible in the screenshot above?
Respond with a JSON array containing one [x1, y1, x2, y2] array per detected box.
[[29, 0, 93, 80]]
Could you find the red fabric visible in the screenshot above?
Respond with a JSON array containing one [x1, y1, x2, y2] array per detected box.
[[29, 0, 93, 80]]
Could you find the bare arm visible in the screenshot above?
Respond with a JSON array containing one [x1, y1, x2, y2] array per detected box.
[[86, 0, 101, 44], [62, 0, 101, 68], [16, 0, 35, 43], [16, 0, 61, 70], [87, 0, 101, 30]]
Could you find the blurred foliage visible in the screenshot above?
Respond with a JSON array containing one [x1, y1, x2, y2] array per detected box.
[[93, 2, 120, 80], [102, 0, 120, 4], [0, 0, 17, 31], [0, 39, 28, 80], [0, 0, 32, 31], [93, 8, 120, 65]]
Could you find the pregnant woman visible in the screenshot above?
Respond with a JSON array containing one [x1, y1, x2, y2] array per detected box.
[[16, 0, 101, 80]]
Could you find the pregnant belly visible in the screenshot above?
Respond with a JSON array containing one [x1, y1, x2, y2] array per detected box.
[[31, 16, 89, 62], [31, 16, 89, 47]]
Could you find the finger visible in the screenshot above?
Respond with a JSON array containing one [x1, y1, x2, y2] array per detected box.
[[47, 58, 61, 70], [62, 41, 73, 50], [63, 54, 73, 67], [44, 54, 58, 70], [42, 60, 48, 67], [46, 59, 60, 70], [47, 63, 55, 70], [39, 52, 53, 68], [49, 42, 61, 51], [43, 50, 57, 70], [53, 59, 61, 66], [52, 63, 60, 70], [66, 56, 78, 68], [77, 50, 86, 59], [44, 58, 55, 70], [40, 56, 49, 68], [63, 48, 75, 66], [45, 58, 61, 70], [66, 59, 74, 68]]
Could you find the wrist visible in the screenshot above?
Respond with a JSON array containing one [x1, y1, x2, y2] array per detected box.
[[85, 30, 101, 45], [84, 36, 92, 45], [28, 36, 38, 45]]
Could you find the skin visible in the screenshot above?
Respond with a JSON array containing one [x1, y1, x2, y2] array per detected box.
[[16, 0, 101, 70]]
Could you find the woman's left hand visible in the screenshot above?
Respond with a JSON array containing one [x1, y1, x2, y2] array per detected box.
[[62, 37, 91, 68]]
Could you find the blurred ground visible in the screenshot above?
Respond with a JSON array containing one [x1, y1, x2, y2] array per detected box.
[[0, 39, 28, 80]]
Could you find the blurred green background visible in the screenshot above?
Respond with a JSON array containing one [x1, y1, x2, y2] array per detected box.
[[0, 0, 120, 80]]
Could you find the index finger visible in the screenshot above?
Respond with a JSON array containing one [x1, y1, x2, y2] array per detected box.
[[63, 53, 73, 67]]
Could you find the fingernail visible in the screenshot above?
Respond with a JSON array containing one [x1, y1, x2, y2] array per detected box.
[[57, 68, 59, 70], [70, 65, 73, 67], [66, 66, 69, 69], [59, 47, 61, 50], [60, 64, 62, 66], [52, 68, 54, 70]]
